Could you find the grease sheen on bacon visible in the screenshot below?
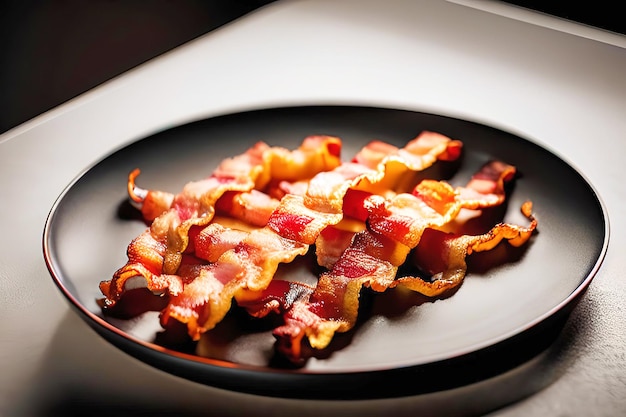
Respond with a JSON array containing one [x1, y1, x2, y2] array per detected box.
[[99, 131, 537, 365]]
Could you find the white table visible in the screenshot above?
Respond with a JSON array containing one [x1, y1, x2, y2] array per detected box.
[[1, 1, 624, 415]]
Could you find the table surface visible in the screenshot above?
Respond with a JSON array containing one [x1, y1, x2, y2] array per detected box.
[[1, 0, 625, 415]]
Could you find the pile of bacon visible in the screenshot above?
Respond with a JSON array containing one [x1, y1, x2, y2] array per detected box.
[[99, 132, 537, 364]]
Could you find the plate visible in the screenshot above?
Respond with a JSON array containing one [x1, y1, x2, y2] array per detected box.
[[43, 105, 608, 399]]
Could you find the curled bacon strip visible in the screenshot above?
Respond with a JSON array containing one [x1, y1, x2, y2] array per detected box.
[[136, 136, 342, 274], [269, 203, 536, 362], [394, 201, 537, 296], [266, 132, 462, 245], [267, 161, 536, 362], [215, 190, 280, 228], [127, 169, 174, 222], [161, 228, 309, 339], [101, 136, 342, 304], [99, 230, 182, 306]]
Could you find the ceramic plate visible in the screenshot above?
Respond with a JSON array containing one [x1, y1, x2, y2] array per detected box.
[[43, 106, 608, 399]]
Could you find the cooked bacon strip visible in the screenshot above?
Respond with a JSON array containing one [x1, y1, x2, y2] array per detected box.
[[161, 228, 309, 340], [368, 160, 518, 247], [352, 132, 462, 167], [270, 161, 531, 361], [115, 136, 343, 278], [237, 279, 315, 319], [315, 222, 364, 269], [305, 131, 462, 212], [100, 223, 248, 306], [273, 202, 536, 362], [99, 229, 185, 306], [127, 169, 174, 222], [351, 132, 462, 195], [127, 135, 342, 220], [393, 201, 537, 296], [457, 160, 516, 209], [273, 230, 406, 361], [268, 132, 462, 241], [264, 132, 458, 201], [215, 190, 280, 227], [191, 223, 249, 263]]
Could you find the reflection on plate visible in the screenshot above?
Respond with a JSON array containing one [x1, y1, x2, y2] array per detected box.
[[43, 106, 608, 399]]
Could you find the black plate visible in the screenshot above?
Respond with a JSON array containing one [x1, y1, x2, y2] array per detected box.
[[43, 105, 608, 400]]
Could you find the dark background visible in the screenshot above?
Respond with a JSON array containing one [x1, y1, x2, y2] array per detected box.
[[1, 1, 623, 134]]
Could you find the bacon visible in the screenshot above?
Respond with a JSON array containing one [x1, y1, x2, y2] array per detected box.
[[267, 132, 462, 240], [100, 137, 340, 305], [393, 201, 537, 296], [315, 222, 364, 269], [457, 160, 516, 209], [237, 279, 315, 319], [129, 136, 343, 274], [273, 202, 536, 362], [308, 131, 462, 211], [214, 190, 280, 227], [265, 133, 461, 267], [127, 168, 174, 222], [266, 133, 461, 271], [99, 230, 182, 306], [352, 132, 462, 168], [191, 223, 249, 263], [127, 133, 461, 339], [367, 160, 518, 247], [268, 179, 310, 199], [161, 228, 309, 340], [270, 161, 534, 361], [272, 230, 405, 361], [99, 131, 537, 367]]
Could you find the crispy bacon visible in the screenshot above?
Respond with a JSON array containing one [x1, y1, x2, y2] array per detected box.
[[99, 131, 537, 366], [153, 132, 462, 339], [161, 228, 309, 340], [101, 137, 341, 306], [127, 169, 174, 222], [272, 203, 536, 362], [134, 136, 342, 274], [191, 223, 249, 263], [393, 201, 537, 296], [100, 225, 245, 307], [458, 160, 516, 209], [272, 230, 405, 360], [237, 279, 315, 319], [315, 221, 365, 269], [99, 230, 182, 307], [214, 190, 280, 227], [269, 161, 535, 361], [267, 132, 462, 240]]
